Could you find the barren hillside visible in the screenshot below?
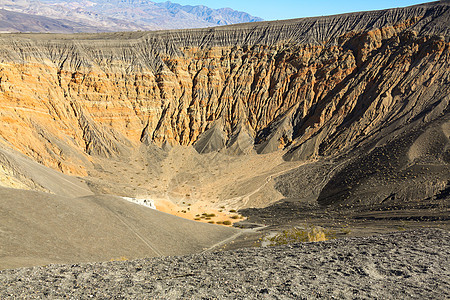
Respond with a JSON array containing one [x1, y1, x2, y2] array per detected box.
[[0, 0, 263, 32], [0, 1, 448, 271]]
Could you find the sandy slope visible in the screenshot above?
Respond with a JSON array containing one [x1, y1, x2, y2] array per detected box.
[[0, 229, 448, 299], [0, 187, 237, 270], [0, 145, 92, 197]]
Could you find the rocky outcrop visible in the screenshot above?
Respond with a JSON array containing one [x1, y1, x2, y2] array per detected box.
[[0, 2, 448, 202]]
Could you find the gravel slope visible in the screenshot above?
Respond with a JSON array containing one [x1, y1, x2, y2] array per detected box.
[[1, 229, 448, 299], [0, 189, 237, 270]]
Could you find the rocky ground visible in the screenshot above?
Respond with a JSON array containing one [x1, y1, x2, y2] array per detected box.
[[0, 229, 448, 299]]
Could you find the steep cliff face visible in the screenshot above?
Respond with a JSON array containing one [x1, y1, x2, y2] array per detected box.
[[0, 2, 448, 208]]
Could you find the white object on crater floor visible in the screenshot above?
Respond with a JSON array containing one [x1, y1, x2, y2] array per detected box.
[[122, 197, 156, 210]]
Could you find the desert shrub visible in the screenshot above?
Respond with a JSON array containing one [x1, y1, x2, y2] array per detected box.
[[194, 218, 201, 221], [230, 215, 239, 219], [229, 209, 237, 213], [216, 221, 223, 225], [202, 213, 216, 218], [341, 228, 351, 235], [268, 226, 333, 246], [208, 221, 215, 224], [110, 256, 128, 262], [222, 221, 232, 226]]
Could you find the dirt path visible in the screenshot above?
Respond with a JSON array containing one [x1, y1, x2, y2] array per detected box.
[[224, 161, 309, 209], [104, 204, 164, 257], [201, 231, 244, 254]]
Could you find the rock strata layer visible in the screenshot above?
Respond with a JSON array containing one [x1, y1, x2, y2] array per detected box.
[[0, 1, 448, 206]]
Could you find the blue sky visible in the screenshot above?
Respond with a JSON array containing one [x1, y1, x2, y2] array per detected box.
[[155, 0, 430, 20]]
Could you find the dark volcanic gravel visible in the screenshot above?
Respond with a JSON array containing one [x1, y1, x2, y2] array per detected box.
[[1, 229, 449, 299]]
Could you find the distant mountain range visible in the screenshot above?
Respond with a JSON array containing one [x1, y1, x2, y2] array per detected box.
[[0, 0, 263, 33]]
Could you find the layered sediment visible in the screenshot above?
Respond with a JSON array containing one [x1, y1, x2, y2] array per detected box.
[[0, 1, 448, 206]]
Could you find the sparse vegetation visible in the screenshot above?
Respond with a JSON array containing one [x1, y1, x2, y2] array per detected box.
[[202, 213, 216, 218], [267, 226, 335, 246], [110, 256, 129, 262], [222, 221, 232, 226], [340, 228, 351, 235]]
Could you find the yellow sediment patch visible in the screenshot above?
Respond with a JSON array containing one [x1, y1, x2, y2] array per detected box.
[[153, 198, 244, 226]]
